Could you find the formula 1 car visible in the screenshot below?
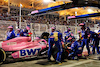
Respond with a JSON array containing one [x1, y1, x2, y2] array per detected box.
[[0, 37, 48, 64], [0, 36, 72, 64]]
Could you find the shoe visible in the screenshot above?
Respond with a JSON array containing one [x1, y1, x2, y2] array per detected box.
[[48, 60, 52, 62], [92, 53, 95, 55], [97, 52, 100, 55], [55, 60, 62, 64], [73, 56, 79, 60], [88, 53, 92, 56]]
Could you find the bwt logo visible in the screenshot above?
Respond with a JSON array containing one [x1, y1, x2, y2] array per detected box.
[[20, 48, 41, 57]]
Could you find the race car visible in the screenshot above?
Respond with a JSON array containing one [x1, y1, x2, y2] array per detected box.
[[0, 37, 48, 64]]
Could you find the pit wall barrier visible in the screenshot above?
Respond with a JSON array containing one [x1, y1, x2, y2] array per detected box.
[[0, 20, 98, 40], [0, 20, 17, 40]]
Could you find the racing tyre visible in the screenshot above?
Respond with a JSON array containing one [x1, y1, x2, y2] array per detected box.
[[52, 47, 69, 61], [39, 47, 48, 56], [0, 48, 6, 64], [52, 46, 58, 60], [61, 49, 69, 60]]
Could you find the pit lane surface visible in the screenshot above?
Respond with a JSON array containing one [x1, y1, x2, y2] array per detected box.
[[1, 55, 100, 67]]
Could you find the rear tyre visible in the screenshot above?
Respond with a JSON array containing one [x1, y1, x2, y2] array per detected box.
[[52, 47, 69, 61], [61, 49, 69, 61], [52, 46, 58, 60], [0, 48, 6, 64]]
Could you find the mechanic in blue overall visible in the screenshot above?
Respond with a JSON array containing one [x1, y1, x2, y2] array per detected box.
[[98, 30, 100, 44], [78, 30, 82, 44], [85, 27, 98, 54], [98, 30, 100, 35], [98, 30, 100, 40], [6, 26, 16, 40], [64, 28, 71, 43], [92, 31, 99, 54], [85, 27, 94, 45], [16, 29, 21, 37], [98, 30, 100, 53], [22, 29, 28, 37], [79, 23, 90, 55], [48, 27, 63, 63], [56, 29, 64, 46], [68, 37, 82, 60], [86, 27, 93, 40]]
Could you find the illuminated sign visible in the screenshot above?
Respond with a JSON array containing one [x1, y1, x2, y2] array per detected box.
[[67, 16, 76, 19], [31, 10, 39, 14]]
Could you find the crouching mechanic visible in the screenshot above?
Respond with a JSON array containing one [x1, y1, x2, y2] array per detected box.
[[48, 27, 63, 63], [68, 37, 82, 60]]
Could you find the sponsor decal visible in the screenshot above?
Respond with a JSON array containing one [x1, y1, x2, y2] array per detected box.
[[7, 42, 16, 45], [20, 48, 41, 57]]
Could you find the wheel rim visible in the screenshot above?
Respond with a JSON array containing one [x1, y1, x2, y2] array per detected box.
[[0, 49, 6, 64]]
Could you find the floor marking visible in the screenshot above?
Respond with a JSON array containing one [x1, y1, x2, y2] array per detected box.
[[61, 60, 95, 67]]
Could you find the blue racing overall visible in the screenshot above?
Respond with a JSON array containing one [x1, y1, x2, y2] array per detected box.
[[92, 32, 99, 54], [6, 30, 15, 40], [81, 30, 90, 55], [48, 31, 63, 62], [64, 31, 71, 43], [17, 32, 21, 37], [69, 41, 82, 58]]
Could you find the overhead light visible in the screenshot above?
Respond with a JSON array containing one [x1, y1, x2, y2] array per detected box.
[[4, 0, 8, 2], [75, 7, 78, 9], [87, 9, 93, 12], [75, 11, 77, 16], [20, 4, 22, 7], [43, 0, 51, 3]]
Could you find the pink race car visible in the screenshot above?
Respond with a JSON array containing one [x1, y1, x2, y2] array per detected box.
[[0, 37, 48, 64]]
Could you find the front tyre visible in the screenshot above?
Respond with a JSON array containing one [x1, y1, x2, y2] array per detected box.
[[0, 48, 6, 64]]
